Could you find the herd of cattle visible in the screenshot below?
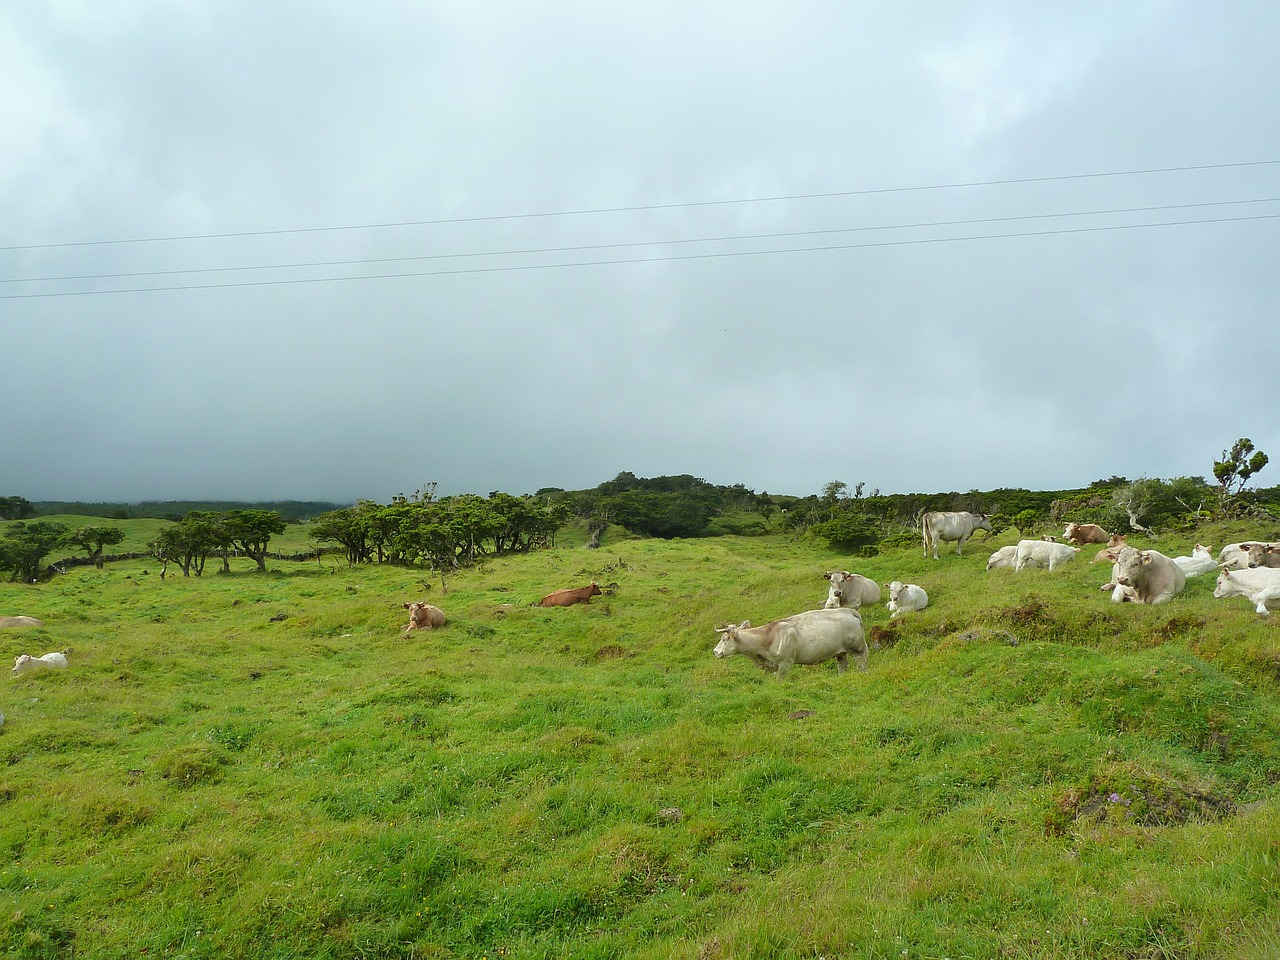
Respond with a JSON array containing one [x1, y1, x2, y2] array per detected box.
[[7, 511, 1279, 680], [712, 511, 1280, 680]]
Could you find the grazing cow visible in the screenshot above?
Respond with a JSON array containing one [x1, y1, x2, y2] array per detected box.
[[1014, 539, 1080, 572], [986, 545, 1018, 571], [1063, 523, 1111, 545], [0, 616, 44, 629], [1213, 567, 1280, 615], [403, 601, 446, 632], [713, 607, 867, 679], [822, 571, 881, 609], [921, 511, 993, 559], [539, 582, 603, 607], [885, 581, 928, 618], [12, 652, 68, 675], [1172, 544, 1218, 578], [1091, 534, 1129, 564], [1102, 547, 1186, 605]]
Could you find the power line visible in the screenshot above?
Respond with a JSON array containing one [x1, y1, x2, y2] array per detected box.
[[5, 196, 1278, 287], [2, 158, 1277, 252], [4, 210, 1277, 300]]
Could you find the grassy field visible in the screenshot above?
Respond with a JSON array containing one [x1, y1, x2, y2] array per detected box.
[[3, 520, 1280, 959]]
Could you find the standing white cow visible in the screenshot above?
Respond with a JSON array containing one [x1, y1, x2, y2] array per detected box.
[[1014, 539, 1080, 572], [1101, 547, 1186, 605], [885, 581, 928, 618], [922, 511, 993, 559], [821, 571, 881, 609], [1213, 567, 1280, 615], [713, 608, 868, 678]]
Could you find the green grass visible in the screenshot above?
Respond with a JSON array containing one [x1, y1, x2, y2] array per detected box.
[[2, 524, 1280, 958]]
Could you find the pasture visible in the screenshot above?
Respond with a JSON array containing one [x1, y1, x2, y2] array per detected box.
[[3, 521, 1280, 959]]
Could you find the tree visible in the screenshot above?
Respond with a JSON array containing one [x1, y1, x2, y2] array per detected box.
[[310, 507, 372, 565], [812, 511, 880, 553], [1214, 438, 1269, 517], [222, 510, 288, 572], [66, 525, 126, 569], [0, 496, 36, 521], [0, 521, 69, 582]]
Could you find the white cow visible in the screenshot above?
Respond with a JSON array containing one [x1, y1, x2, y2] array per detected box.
[[1213, 567, 1280, 615], [713, 608, 867, 678], [986, 545, 1018, 571], [1014, 539, 1080, 572], [886, 581, 928, 618], [1219, 541, 1280, 570], [1102, 547, 1185, 605], [821, 571, 881, 609], [921, 511, 993, 559], [1172, 544, 1218, 578], [12, 652, 68, 675]]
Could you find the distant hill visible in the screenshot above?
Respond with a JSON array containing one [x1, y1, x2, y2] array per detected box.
[[33, 500, 349, 522]]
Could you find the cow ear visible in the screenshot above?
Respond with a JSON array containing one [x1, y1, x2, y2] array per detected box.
[[740, 620, 751, 629], [822, 573, 832, 580], [1142, 552, 1153, 565]]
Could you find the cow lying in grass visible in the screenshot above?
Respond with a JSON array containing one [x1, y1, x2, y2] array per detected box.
[[1213, 567, 1280, 615], [1102, 547, 1185, 605], [12, 652, 68, 675], [539, 583, 603, 607], [886, 581, 928, 618], [403, 602, 446, 632], [713, 608, 867, 678], [821, 570, 881, 609]]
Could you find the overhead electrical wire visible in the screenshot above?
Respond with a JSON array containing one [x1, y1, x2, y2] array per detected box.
[[2, 158, 1277, 252], [4, 196, 1278, 289], [4, 210, 1278, 300]]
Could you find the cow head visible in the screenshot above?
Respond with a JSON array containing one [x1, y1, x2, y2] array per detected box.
[[1110, 547, 1145, 586], [823, 571, 853, 604], [713, 621, 750, 658], [588, 582, 603, 597]]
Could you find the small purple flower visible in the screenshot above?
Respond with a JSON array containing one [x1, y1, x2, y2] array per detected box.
[[1109, 793, 1121, 803]]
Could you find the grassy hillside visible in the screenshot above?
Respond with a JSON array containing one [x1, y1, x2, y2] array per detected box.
[[2, 524, 1280, 958]]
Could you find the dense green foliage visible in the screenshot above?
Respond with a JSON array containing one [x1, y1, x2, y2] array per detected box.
[[0, 496, 36, 521], [0, 521, 70, 582], [310, 492, 570, 570], [31, 499, 345, 521], [3, 520, 1280, 957]]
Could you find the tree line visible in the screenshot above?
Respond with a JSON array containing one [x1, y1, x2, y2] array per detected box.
[[3, 438, 1274, 581]]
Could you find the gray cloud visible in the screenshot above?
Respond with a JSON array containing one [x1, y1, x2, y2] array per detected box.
[[3, 2, 1278, 504]]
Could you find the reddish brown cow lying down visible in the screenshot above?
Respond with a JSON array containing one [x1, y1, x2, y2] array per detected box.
[[403, 601, 446, 632], [539, 582, 603, 607]]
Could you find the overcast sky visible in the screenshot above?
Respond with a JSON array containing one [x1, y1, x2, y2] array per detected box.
[[3, 2, 1278, 504]]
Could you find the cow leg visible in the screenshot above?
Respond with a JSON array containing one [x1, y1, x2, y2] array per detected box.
[[855, 647, 868, 671], [835, 652, 848, 673]]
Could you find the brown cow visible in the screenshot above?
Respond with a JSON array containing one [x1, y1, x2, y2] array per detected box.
[[539, 582, 603, 607], [1090, 534, 1128, 564], [1063, 523, 1110, 545], [403, 602, 446, 632]]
